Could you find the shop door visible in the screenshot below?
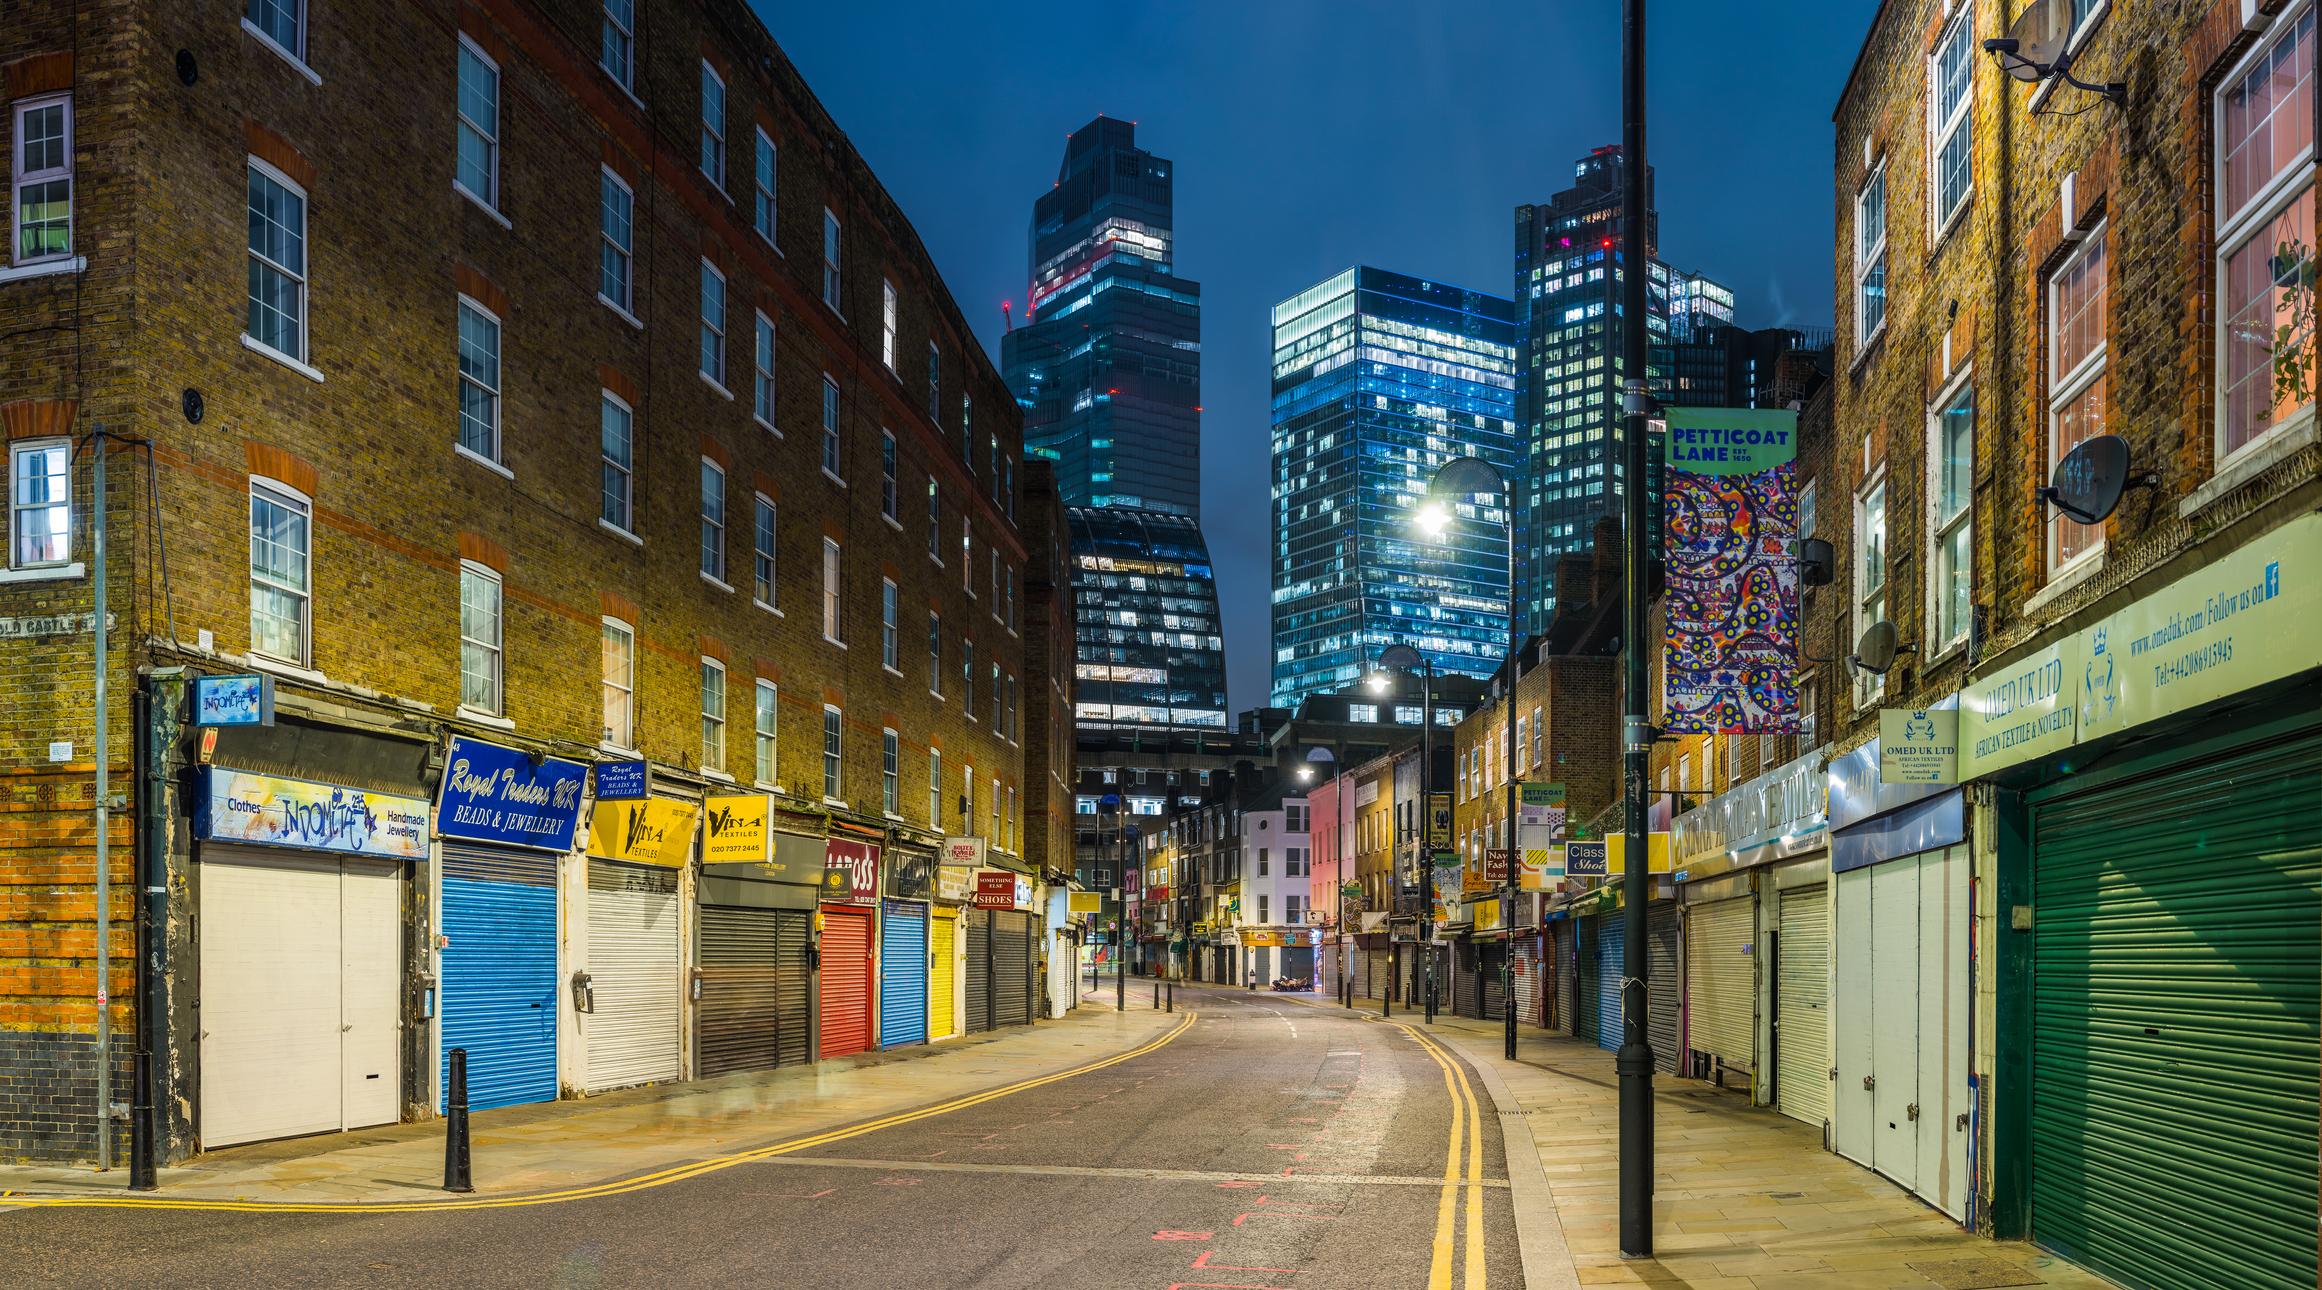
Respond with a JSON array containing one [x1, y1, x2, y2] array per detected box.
[[818, 905, 875, 1059], [1551, 921, 1578, 1035], [929, 909, 958, 1040], [878, 900, 929, 1047], [966, 911, 992, 1033], [583, 860, 682, 1093], [1647, 904, 1682, 1076], [1773, 884, 1832, 1132], [1253, 946, 1273, 985], [992, 911, 1033, 1027], [1480, 944, 1506, 1022], [1593, 915, 1624, 1054], [1832, 845, 1970, 1217], [2028, 733, 2320, 1290], [771, 909, 812, 1067], [697, 906, 783, 1077], [1368, 948, 1390, 1002], [439, 845, 558, 1111], [1685, 895, 1755, 1084], [1512, 936, 1545, 1027], [198, 849, 400, 1148], [1452, 943, 1480, 1018], [1350, 944, 1372, 999]]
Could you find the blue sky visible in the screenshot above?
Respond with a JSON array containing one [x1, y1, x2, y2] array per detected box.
[[759, 1, 1872, 711]]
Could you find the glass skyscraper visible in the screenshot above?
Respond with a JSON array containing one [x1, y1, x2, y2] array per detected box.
[[1065, 507, 1228, 730], [1001, 117, 1202, 516], [1269, 267, 1520, 708]]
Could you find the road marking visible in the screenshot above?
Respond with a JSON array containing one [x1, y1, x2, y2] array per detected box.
[[3, 1012, 1199, 1215], [1424, 1033, 1463, 1290], [1403, 1023, 1489, 1290], [746, 1155, 1504, 1189]]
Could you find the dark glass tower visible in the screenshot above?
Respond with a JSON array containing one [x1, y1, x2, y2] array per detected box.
[[1269, 267, 1520, 708], [1065, 507, 1228, 730], [1002, 117, 1203, 517]]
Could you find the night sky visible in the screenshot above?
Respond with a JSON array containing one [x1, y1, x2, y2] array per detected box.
[[759, 1, 1872, 713]]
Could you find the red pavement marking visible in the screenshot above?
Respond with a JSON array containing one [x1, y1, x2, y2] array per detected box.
[[1153, 1230, 1214, 1241], [1191, 1250, 1301, 1274], [1230, 1211, 1336, 1226]]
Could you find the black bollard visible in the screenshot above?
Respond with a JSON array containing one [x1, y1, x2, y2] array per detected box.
[[443, 1047, 475, 1193], [1166, 979, 1174, 1013], [128, 1048, 156, 1191], [1154, 979, 1161, 1009]]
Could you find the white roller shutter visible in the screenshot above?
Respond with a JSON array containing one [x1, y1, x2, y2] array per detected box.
[[584, 859, 682, 1092], [1685, 895, 1755, 1079], [1775, 884, 1832, 1131]]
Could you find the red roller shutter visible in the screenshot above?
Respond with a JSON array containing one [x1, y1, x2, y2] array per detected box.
[[818, 905, 875, 1059]]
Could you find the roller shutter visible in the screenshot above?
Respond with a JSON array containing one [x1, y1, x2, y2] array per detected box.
[[929, 909, 959, 1040], [1512, 936, 1545, 1028], [992, 910, 1034, 1027], [1453, 942, 1481, 1019], [1593, 914, 1623, 1053], [1368, 948, 1390, 1003], [439, 844, 558, 1113], [817, 905, 875, 1059], [1349, 943, 1371, 999], [1774, 884, 1831, 1131], [697, 906, 782, 1077], [1480, 943, 1506, 1022], [1647, 903, 1681, 1076], [878, 900, 929, 1047], [2028, 732, 2321, 1290], [583, 859, 681, 1093], [966, 911, 992, 1033], [1686, 895, 1755, 1080], [1047, 933, 1073, 1016], [1551, 921, 1578, 1035]]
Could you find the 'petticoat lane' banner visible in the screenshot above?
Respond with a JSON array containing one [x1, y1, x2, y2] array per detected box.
[[1661, 407, 1801, 734]]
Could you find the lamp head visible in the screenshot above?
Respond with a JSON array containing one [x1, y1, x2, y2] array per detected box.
[[1414, 502, 1451, 538]]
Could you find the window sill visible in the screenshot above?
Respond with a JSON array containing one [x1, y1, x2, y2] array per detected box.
[[598, 518, 643, 547], [250, 655, 328, 687], [702, 768, 737, 784], [1922, 635, 1971, 673], [455, 444, 513, 479], [754, 598, 784, 618], [882, 665, 905, 680], [598, 294, 644, 330], [821, 468, 847, 489], [241, 333, 325, 383], [597, 739, 638, 757], [0, 562, 84, 584], [929, 555, 944, 569], [604, 67, 645, 113], [0, 256, 85, 284], [1849, 323, 1887, 374], [929, 690, 944, 702], [701, 372, 735, 402], [456, 706, 515, 731], [453, 183, 512, 230], [757, 228, 781, 257], [2180, 412, 2317, 520], [881, 513, 904, 533], [1928, 197, 1971, 261], [242, 18, 323, 85], [701, 571, 735, 594], [824, 797, 849, 810], [2023, 549, 2107, 618], [823, 635, 848, 650], [754, 415, 782, 439]]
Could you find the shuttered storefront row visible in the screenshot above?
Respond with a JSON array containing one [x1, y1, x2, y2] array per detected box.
[[818, 905, 875, 1059], [929, 908, 959, 1040], [2027, 732, 2321, 1290], [1685, 895, 1755, 1083], [879, 900, 929, 1047], [584, 859, 682, 1093], [440, 844, 558, 1111], [1773, 884, 1831, 1132]]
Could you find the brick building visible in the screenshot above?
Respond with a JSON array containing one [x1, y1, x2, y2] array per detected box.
[[0, 0, 1060, 1164]]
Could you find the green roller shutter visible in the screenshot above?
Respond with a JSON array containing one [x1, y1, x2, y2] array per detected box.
[[2029, 731, 2320, 1290]]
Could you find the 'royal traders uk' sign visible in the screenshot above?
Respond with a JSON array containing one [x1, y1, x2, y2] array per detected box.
[[434, 737, 589, 851]]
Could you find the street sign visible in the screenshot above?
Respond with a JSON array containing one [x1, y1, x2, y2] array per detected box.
[[1426, 791, 1453, 848], [1567, 840, 1609, 877]]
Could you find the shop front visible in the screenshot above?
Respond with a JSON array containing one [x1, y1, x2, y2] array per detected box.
[[1979, 513, 2321, 1289], [431, 736, 587, 1112], [193, 760, 432, 1148], [930, 840, 982, 1041], [818, 836, 881, 1059], [967, 867, 1037, 1031], [579, 793, 696, 1093], [878, 846, 935, 1047], [695, 797, 818, 1076]]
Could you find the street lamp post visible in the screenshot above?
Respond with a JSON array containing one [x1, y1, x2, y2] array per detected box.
[[1421, 456, 1522, 1062], [1372, 644, 1435, 1024]]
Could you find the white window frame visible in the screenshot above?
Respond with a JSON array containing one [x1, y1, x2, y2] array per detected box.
[[1853, 162, 1887, 353], [963, 764, 975, 834], [929, 748, 943, 828], [821, 374, 843, 482], [1853, 474, 1888, 707], [454, 35, 501, 213], [822, 536, 844, 645], [754, 679, 778, 785], [2046, 223, 2108, 577], [8, 438, 72, 572], [881, 279, 899, 372], [599, 0, 634, 89], [458, 561, 503, 716], [1927, 370, 1974, 653], [881, 577, 900, 673], [699, 60, 726, 188], [880, 429, 898, 521], [700, 657, 727, 775], [455, 295, 503, 468], [245, 0, 309, 71], [1926, 7, 1972, 240], [598, 166, 634, 315], [927, 341, 942, 420], [700, 457, 727, 585], [752, 492, 777, 611], [599, 390, 633, 535], [821, 207, 843, 313], [248, 477, 313, 667], [2213, 3, 2318, 468], [244, 157, 309, 367], [822, 705, 844, 802], [927, 478, 942, 562], [753, 128, 777, 245], [699, 259, 728, 390], [881, 727, 900, 817], [753, 311, 778, 431], [928, 610, 944, 696], [600, 616, 635, 749], [11, 94, 73, 267]]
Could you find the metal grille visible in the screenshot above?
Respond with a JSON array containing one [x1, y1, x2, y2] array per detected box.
[[583, 859, 681, 1093]]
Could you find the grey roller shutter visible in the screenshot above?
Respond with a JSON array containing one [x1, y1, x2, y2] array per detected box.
[[584, 859, 682, 1093], [1774, 884, 1831, 1131], [697, 906, 781, 1077], [992, 911, 1032, 1027], [1647, 903, 1681, 1076], [965, 910, 992, 1034], [1686, 895, 1756, 1079]]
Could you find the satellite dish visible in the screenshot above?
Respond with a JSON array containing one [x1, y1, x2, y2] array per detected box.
[[2039, 433, 2154, 526], [1851, 620, 1902, 676], [1994, 0, 2075, 81], [1797, 537, 1836, 587]]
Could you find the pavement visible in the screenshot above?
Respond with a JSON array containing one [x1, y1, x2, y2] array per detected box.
[[0, 988, 1522, 1288], [1294, 990, 2120, 1290]]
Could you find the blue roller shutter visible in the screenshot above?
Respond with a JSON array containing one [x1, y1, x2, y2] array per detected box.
[[879, 899, 929, 1048], [439, 844, 558, 1112], [1595, 913, 1625, 1055]]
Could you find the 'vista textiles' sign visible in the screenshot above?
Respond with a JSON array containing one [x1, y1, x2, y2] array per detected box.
[[200, 767, 430, 859], [434, 737, 589, 851], [702, 794, 772, 864], [1661, 407, 1802, 734], [585, 798, 698, 866]]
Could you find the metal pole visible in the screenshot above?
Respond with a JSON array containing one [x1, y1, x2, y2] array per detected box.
[[1423, 662, 1436, 1024], [1617, 0, 1657, 1257], [1115, 886, 1124, 1012], [91, 428, 112, 1171], [1503, 515, 1520, 1062]]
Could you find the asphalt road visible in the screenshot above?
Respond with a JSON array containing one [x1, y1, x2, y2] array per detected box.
[[0, 989, 1520, 1288]]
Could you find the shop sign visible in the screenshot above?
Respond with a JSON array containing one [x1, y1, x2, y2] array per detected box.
[[1878, 709, 1960, 784], [592, 759, 649, 800], [1520, 844, 1567, 890], [1462, 865, 1492, 894], [1146, 883, 1171, 902], [1068, 891, 1102, 914], [701, 794, 772, 863], [585, 798, 698, 866], [436, 737, 589, 852], [1519, 782, 1566, 809], [1484, 848, 1511, 883], [1242, 929, 1283, 947], [1959, 636, 2076, 781], [1606, 831, 1672, 874], [199, 767, 430, 859], [942, 836, 987, 868], [193, 673, 273, 727], [888, 849, 934, 901], [1426, 791, 1453, 848], [1474, 898, 1502, 933], [972, 868, 1019, 909], [822, 839, 881, 904], [1566, 840, 1608, 877]]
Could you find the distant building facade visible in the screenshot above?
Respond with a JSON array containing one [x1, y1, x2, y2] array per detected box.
[[1065, 505, 1228, 732]]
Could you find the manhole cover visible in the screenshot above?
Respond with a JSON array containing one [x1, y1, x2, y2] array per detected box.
[[1905, 1258, 2045, 1289]]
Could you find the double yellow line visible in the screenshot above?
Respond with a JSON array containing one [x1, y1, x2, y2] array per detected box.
[[1401, 1022, 1487, 1290], [7, 1011, 1198, 1215]]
